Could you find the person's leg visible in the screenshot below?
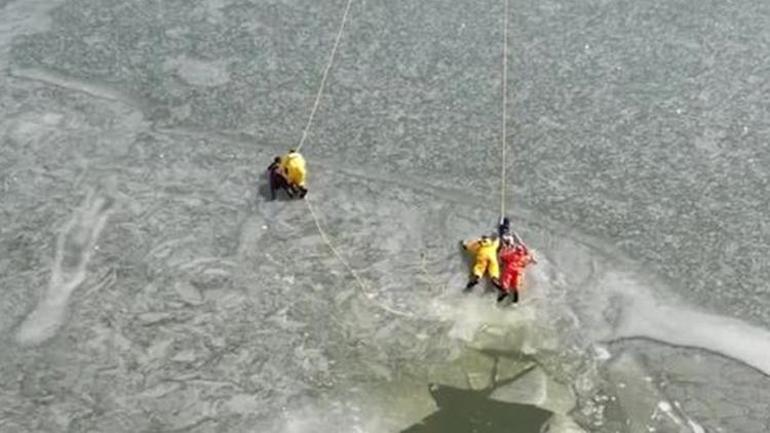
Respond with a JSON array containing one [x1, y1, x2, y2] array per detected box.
[[510, 273, 524, 303], [286, 183, 298, 198], [464, 274, 480, 291], [297, 173, 307, 198], [488, 259, 500, 285], [496, 278, 509, 303], [496, 290, 508, 302], [500, 271, 513, 292], [498, 271, 514, 303], [283, 180, 295, 198], [269, 176, 278, 200], [472, 258, 488, 283], [287, 169, 304, 199], [487, 259, 501, 293]]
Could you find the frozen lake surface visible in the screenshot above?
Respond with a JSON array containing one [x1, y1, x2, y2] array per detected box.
[[1, 0, 769, 432]]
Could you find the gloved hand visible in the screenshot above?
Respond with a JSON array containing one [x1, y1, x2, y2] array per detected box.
[[529, 249, 538, 264]]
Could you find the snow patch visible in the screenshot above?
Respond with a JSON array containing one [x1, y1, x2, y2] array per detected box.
[[600, 271, 770, 376], [16, 191, 114, 345]]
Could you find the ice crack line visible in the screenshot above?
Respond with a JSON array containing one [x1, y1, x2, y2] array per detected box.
[[16, 190, 115, 345]]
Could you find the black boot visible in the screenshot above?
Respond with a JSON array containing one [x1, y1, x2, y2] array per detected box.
[[464, 276, 479, 292], [497, 292, 507, 303], [510, 289, 519, 304]]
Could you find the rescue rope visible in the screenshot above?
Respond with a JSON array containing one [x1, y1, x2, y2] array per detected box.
[[288, 0, 512, 318], [499, 0, 510, 219], [286, 0, 417, 319], [295, 0, 354, 152], [305, 198, 415, 318]]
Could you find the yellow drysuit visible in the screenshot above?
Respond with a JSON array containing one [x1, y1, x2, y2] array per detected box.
[[464, 237, 500, 279], [280, 151, 307, 188]]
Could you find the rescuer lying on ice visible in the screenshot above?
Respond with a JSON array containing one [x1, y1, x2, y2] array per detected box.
[[460, 234, 501, 292], [280, 149, 308, 198], [497, 233, 537, 304], [267, 156, 294, 200]]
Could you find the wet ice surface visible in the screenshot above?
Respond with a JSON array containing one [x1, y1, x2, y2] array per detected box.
[[1, 0, 770, 432]]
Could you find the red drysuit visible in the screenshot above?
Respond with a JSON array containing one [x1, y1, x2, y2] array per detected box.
[[499, 245, 533, 293]]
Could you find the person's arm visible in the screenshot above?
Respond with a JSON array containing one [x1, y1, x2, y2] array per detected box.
[[463, 239, 481, 253], [528, 249, 538, 265]]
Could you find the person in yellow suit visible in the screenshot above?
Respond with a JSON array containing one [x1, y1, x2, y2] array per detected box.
[[280, 149, 308, 198], [460, 234, 501, 292]]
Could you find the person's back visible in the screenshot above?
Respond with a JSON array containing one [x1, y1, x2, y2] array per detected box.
[[461, 236, 501, 291], [498, 244, 534, 303], [500, 245, 531, 271], [280, 150, 308, 197], [476, 237, 499, 262], [281, 152, 306, 185]]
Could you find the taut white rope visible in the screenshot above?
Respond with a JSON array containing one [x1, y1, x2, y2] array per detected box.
[[289, 0, 417, 318], [295, 0, 354, 151], [305, 198, 415, 318], [500, 0, 510, 218]]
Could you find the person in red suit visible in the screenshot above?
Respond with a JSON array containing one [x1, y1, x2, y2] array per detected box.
[[497, 234, 537, 304]]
